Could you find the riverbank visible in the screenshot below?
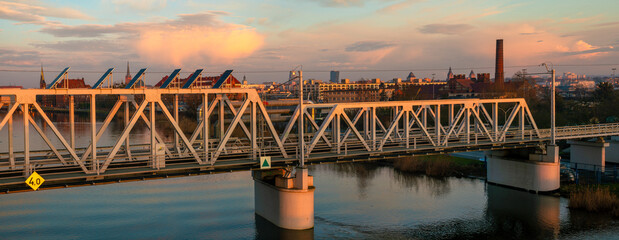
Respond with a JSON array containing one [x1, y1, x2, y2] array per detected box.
[[389, 155, 619, 218], [560, 183, 619, 217], [388, 154, 486, 178]]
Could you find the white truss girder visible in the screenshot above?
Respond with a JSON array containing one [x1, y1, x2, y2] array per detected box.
[[0, 88, 617, 177]]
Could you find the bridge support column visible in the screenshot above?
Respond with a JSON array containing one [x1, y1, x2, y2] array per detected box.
[[568, 140, 609, 171], [606, 136, 619, 164], [253, 167, 314, 230], [486, 145, 560, 192]]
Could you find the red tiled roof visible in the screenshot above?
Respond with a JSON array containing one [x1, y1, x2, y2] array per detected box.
[[154, 73, 241, 88], [55, 79, 91, 89]]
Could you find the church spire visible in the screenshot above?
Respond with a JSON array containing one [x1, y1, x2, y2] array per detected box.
[[39, 64, 46, 89], [447, 67, 454, 80], [125, 61, 132, 85]]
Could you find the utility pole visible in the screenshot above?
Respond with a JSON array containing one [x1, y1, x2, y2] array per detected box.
[[541, 63, 555, 146], [551, 68, 555, 146], [298, 70, 305, 167]]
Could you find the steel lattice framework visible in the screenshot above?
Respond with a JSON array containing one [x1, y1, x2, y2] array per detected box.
[[0, 88, 618, 186]]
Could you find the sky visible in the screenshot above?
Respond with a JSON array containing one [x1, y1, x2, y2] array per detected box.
[[1, 0, 618, 87]]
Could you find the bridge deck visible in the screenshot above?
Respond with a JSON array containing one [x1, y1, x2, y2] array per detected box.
[[0, 137, 542, 190]]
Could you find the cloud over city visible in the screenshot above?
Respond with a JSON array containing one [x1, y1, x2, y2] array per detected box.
[[36, 11, 264, 67], [0, 0, 92, 25], [1, 0, 618, 87], [418, 24, 475, 35]]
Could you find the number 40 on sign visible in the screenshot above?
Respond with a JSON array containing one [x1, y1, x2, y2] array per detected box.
[[25, 171, 45, 191]]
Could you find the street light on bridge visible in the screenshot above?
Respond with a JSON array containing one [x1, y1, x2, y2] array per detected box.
[[541, 63, 556, 146], [289, 66, 305, 167], [517, 63, 556, 146]]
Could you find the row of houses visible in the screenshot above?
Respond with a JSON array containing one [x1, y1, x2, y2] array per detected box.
[[301, 70, 533, 103]]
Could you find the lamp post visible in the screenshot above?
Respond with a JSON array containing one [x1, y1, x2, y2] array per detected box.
[[289, 66, 304, 167], [541, 63, 555, 146], [298, 70, 304, 167], [519, 63, 555, 146]]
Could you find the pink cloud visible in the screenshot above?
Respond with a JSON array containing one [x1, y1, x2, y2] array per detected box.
[[136, 25, 264, 66]]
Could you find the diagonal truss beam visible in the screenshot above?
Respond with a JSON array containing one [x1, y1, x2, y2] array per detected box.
[[0, 103, 19, 131], [374, 114, 393, 142], [379, 109, 404, 150], [185, 98, 220, 153], [224, 98, 251, 139], [256, 99, 288, 158], [131, 101, 171, 155], [341, 108, 365, 143], [341, 110, 371, 151], [470, 105, 495, 142], [499, 104, 522, 141], [521, 101, 541, 138], [80, 99, 123, 161], [212, 99, 250, 162], [280, 106, 299, 143], [307, 108, 337, 154], [304, 108, 332, 147], [157, 100, 202, 163], [100, 101, 148, 173], [441, 106, 466, 145], [32, 102, 88, 172], [409, 108, 437, 146], [24, 109, 68, 165]]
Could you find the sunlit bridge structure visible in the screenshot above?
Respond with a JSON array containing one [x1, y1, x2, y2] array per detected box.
[[1, 67, 619, 229]]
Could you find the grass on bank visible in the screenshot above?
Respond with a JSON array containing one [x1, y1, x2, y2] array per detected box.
[[568, 185, 619, 217], [563, 184, 619, 217], [392, 155, 485, 178]]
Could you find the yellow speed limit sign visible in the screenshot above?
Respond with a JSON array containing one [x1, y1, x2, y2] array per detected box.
[[25, 171, 45, 191]]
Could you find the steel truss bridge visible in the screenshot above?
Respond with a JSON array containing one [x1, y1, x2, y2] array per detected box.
[[1, 87, 619, 190]]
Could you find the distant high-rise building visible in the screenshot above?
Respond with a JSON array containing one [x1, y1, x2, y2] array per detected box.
[[125, 61, 132, 85], [495, 39, 504, 89], [330, 71, 340, 83], [447, 67, 454, 80], [40, 64, 46, 89]]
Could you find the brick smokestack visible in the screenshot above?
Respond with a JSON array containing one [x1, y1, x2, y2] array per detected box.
[[495, 39, 504, 89]]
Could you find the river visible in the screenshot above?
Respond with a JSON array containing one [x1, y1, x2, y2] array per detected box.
[[1, 112, 618, 239], [0, 162, 618, 239]]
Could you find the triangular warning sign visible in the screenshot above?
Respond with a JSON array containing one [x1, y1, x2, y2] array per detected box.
[[260, 156, 271, 169]]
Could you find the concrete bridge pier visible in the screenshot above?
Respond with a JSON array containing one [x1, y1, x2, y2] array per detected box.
[[569, 139, 610, 171], [253, 167, 315, 230], [606, 136, 619, 164], [486, 145, 560, 192]]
